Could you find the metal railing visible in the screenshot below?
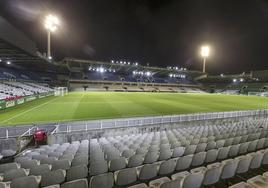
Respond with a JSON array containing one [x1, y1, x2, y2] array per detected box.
[[52, 109, 268, 134], [0, 109, 267, 139]]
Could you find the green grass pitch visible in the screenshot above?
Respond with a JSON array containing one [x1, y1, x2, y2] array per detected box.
[[0, 92, 268, 126]]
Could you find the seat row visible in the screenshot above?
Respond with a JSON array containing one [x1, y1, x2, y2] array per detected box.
[[89, 148, 268, 188]]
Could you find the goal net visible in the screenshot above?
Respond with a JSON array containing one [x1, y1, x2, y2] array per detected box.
[[54, 87, 68, 96]]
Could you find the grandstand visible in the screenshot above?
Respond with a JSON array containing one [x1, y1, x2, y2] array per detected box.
[[1, 6, 268, 188]]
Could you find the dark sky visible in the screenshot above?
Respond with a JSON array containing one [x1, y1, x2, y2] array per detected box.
[[1, 0, 268, 74]]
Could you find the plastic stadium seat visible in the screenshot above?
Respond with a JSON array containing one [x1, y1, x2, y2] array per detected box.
[[138, 164, 158, 181], [181, 172, 204, 188], [247, 175, 268, 188], [122, 150, 135, 158], [149, 177, 170, 188], [159, 179, 182, 188], [248, 152, 263, 170], [128, 183, 149, 188], [72, 155, 88, 166], [144, 152, 159, 164], [229, 182, 253, 188], [114, 168, 137, 186], [195, 143, 207, 153], [239, 142, 250, 155], [66, 164, 88, 181], [172, 147, 185, 158], [220, 159, 238, 180], [19, 159, 39, 169], [0, 182, 9, 188], [158, 159, 176, 175], [32, 154, 49, 161], [205, 149, 218, 163], [40, 157, 58, 165], [11, 175, 41, 188], [0, 163, 20, 173], [89, 173, 114, 188], [1, 150, 16, 157], [109, 157, 127, 172], [229, 144, 240, 158], [42, 185, 60, 188], [235, 156, 252, 175], [41, 169, 66, 187], [128, 155, 144, 168], [89, 161, 108, 176], [61, 179, 88, 188], [30, 164, 51, 176], [175, 155, 193, 171], [3, 168, 29, 181], [184, 145, 196, 155], [159, 149, 172, 161], [191, 152, 206, 167], [202, 163, 222, 186], [217, 147, 230, 160], [52, 159, 71, 170]]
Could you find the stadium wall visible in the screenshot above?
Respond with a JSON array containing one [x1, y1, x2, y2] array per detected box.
[[0, 92, 54, 110]]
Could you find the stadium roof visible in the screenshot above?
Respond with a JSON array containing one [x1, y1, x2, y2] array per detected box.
[[62, 58, 204, 77]]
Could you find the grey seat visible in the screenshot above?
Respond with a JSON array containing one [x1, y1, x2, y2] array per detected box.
[[128, 155, 144, 167], [0, 182, 9, 188], [220, 159, 238, 180], [40, 157, 58, 165], [3, 168, 29, 182], [144, 152, 159, 164], [248, 152, 263, 170], [109, 157, 127, 172], [159, 149, 172, 161], [238, 142, 250, 155], [52, 159, 71, 170], [89, 172, 114, 188], [159, 159, 176, 175], [205, 149, 218, 163], [1, 150, 16, 157], [11, 175, 41, 188], [41, 169, 66, 187], [175, 155, 193, 171], [61, 179, 88, 188], [181, 172, 204, 188], [172, 147, 185, 158], [19, 159, 39, 169], [248, 140, 258, 152], [128, 183, 149, 188], [72, 155, 89, 166], [138, 164, 158, 181], [217, 147, 230, 160], [195, 143, 207, 153], [191, 152, 206, 167], [89, 161, 108, 176], [0, 162, 20, 173], [30, 164, 51, 175], [184, 145, 196, 155], [67, 164, 88, 181], [114, 168, 137, 186], [229, 144, 240, 158], [202, 164, 222, 186], [160, 179, 181, 188], [122, 150, 135, 158], [149, 177, 170, 188], [235, 156, 252, 175]]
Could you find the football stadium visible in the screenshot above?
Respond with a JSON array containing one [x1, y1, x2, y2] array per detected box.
[[1, 1, 268, 188]]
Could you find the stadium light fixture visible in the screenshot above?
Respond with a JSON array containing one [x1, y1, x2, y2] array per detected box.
[[201, 46, 210, 73], [44, 14, 59, 60], [6, 61, 11, 65], [233, 78, 237, 83], [0, 59, 2, 62], [240, 78, 244, 82]]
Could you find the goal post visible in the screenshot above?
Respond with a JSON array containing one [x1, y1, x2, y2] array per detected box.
[[54, 87, 68, 96]]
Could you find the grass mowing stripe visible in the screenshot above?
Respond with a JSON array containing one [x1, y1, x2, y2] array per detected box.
[[1, 97, 59, 124]]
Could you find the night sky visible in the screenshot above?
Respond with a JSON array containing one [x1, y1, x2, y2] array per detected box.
[[1, 0, 268, 74]]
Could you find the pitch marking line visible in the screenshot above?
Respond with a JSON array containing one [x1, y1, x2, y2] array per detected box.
[[1, 97, 59, 124]]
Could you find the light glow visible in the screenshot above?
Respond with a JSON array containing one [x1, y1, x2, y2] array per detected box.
[[44, 14, 59, 32], [201, 46, 210, 57]]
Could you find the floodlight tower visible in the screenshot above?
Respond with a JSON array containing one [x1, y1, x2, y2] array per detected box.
[[44, 14, 59, 59], [201, 46, 210, 73]]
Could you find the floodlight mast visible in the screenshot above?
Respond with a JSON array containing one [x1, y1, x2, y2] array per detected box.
[[44, 14, 59, 59], [201, 46, 210, 73]]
